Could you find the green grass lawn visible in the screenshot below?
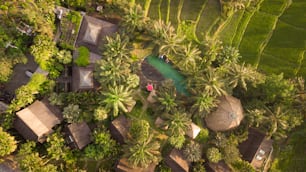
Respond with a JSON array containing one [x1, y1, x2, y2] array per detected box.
[[140, 0, 306, 78], [217, 10, 245, 45], [180, 0, 205, 21], [239, 11, 278, 64], [196, 0, 221, 39]]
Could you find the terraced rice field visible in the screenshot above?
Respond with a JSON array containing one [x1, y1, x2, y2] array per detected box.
[[135, 0, 306, 78]]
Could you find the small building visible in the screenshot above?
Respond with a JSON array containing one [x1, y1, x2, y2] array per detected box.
[[72, 64, 96, 91], [207, 160, 231, 172], [238, 128, 273, 171], [14, 100, 62, 143], [109, 115, 131, 144], [205, 95, 244, 131], [75, 15, 118, 55], [165, 148, 190, 172], [186, 122, 201, 139], [0, 101, 8, 114], [66, 122, 92, 150], [115, 158, 156, 172]]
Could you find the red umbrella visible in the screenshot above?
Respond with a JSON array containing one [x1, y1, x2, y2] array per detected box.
[[146, 84, 154, 92]]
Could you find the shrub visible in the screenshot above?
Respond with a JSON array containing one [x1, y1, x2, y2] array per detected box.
[[75, 46, 89, 66], [206, 147, 222, 163], [195, 128, 209, 143]]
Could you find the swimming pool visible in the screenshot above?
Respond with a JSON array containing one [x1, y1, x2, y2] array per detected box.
[[146, 55, 188, 95]]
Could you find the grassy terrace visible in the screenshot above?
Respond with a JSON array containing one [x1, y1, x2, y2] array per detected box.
[[140, 0, 305, 78]]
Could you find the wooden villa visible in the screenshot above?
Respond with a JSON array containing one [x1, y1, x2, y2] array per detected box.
[[14, 100, 62, 143], [205, 95, 244, 131], [186, 122, 201, 139], [115, 158, 156, 172], [207, 160, 231, 172], [109, 115, 131, 144], [75, 15, 118, 55], [238, 128, 273, 171], [66, 122, 92, 150], [165, 148, 190, 172]]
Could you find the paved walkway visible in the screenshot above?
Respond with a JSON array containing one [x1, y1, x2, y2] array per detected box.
[[4, 53, 38, 94]]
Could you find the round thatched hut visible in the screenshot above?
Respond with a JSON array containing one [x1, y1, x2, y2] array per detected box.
[[205, 95, 244, 131]]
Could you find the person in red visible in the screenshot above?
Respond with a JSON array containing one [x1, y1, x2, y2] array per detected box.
[[146, 83, 154, 92]]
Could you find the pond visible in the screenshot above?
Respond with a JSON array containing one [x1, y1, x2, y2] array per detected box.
[[146, 55, 189, 95]]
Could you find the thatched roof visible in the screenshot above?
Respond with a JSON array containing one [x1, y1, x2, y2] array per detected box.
[[67, 122, 92, 150], [71, 65, 95, 91], [165, 149, 190, 172], [238, 128, 273, 170], [186, 123, 201, 139], [115, 158, 156, 172], [76, 15, 118, 54], [205, 95, 244, 131], [14, 100, 62, 143], [208, 160, 231, 172], [109, 115, 131, 144], [0, 101, 8, 114]]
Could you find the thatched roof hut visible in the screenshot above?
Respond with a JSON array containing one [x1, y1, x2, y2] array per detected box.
[[205, 95, 244, 131], [76, 15, 118, 54], [14, 100, 62, 143], [207, 160, 231, 172], [71, 64, 100, 91], [186, 123, 201, 139], [67, 122, 92, 150], [115, 158, 156, 172], [165, 149, 190, 172], [109, 115, 131, 144], [238, 128, 273, 170]]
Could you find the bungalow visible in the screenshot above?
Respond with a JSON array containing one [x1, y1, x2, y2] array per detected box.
[[115, 158, 156, 172], [205, 95, 244, 131], [238, 128, 273, 171], [109, 115, 131, 144], [66, 122, 92, 150], [14, 100, 62, 143], [165, 148, 190, 172], [207, 160, 231, 172], [75, 15, 118, 55]]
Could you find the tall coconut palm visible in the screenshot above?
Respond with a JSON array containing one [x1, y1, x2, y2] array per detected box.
[[103, 34, 131, 61], [226, 62, 265, 90], [155, 80, 178, 113], [95, 57, 131, 86], [166, 111, 191, 136], [123, 135, 160, 168], [264, 105, 303, 139], [102, 85, 135, 117], [121, 4, 147, 33], [176, 43, 201, 71], [191, 93, 219, 117], [189, 67, 227, 97], [159, 32, 185, 57]]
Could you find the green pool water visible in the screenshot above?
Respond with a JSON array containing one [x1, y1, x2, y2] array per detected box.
[[146, 55, 189, 95]]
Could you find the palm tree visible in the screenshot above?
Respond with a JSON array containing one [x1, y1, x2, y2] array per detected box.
[[102, 85, 135, 117], [264, 105, 302, 139], [189, 67, 227, 97], [103, 34, 131, 61], [121, 4, 147, 33], [183, 141, 202, 162], [176, 43, 201, 71], [191, 93, 219, 117], [159, 32, 185, 57], [166, 111, 191, 136], [226, 62, 264, 90], [155, 80, 178, 113], [95, 57, 131, 86], [124, 135, 160, 168]]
